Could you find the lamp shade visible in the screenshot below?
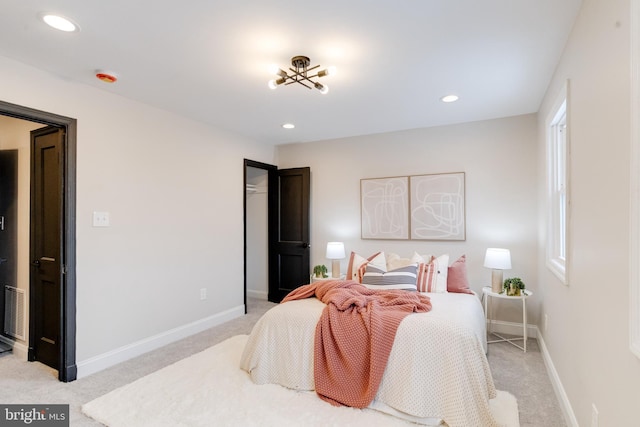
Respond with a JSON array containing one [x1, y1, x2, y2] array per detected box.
[[483, 248, 512, 270], [326, 242, 345, 259]]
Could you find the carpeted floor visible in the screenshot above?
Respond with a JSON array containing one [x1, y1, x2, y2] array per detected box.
[[0, 298, 565, 426], [82, 335, 519, 426]]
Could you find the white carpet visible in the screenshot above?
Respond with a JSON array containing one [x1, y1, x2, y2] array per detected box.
[[82, 335, 519, 427]]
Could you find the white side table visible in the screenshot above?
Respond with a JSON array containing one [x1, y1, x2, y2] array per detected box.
[[311, 275, 345, 283], [482, 286, 532, 352]]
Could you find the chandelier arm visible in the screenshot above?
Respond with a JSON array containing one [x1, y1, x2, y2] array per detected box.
[[287, 68, 323, 87]]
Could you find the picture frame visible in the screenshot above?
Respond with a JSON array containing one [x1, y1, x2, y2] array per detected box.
[[360, 176, 409, 240], [409, 172, 465, 241]]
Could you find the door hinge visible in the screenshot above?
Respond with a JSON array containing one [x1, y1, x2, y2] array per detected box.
[[62, 264, 67, 275]]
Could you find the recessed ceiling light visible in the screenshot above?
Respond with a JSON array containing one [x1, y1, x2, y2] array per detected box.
[[282, 123, 295, 129], [441, 95, 459, 103], [41, 14, 79, 32]]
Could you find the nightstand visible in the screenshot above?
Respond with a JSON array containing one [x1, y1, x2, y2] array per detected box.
[[311, 275, 345, 283], [482, 286, 532, 352]]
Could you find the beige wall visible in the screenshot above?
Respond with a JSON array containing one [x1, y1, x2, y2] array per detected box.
[[277, 114, 539, 325], [537, 0, 640, 425], [0, 55, 276, 376]]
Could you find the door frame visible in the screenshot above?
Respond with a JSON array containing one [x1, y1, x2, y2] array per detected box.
[[243, 159, 277, 313], [0, 100, 76, 382]]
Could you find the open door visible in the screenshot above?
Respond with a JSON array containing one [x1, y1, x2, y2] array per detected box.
[[268, 167, 310, 302], [29, 126, 65, 372]]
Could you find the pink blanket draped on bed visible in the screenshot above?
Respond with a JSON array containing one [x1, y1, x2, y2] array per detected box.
[[282, 280, 432, 408]]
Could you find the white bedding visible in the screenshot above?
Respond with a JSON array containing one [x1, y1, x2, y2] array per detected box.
[[240, 292, 498, 427]]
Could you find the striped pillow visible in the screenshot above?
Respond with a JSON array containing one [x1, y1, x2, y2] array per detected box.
[[413, 253, 449, 293], [361, 263, 418, 291], [346, 251, 386, 283]]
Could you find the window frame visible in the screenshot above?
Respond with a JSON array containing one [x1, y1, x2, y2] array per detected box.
[[630, 0, 640, 359], [545, 82, 570, 285]]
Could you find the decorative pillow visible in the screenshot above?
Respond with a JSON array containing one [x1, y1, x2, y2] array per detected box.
[[361, 263, 418, 291], [447, 255, 474, 294], [412, 252, 449, 293], [346, 251, 386, 283], [386, 252, 415, 271]]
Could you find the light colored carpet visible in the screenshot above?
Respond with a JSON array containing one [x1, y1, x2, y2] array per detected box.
[[82, 335, 519, 427]]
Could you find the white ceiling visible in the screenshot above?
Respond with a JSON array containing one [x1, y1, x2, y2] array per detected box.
[[0, 0, 582, 145]]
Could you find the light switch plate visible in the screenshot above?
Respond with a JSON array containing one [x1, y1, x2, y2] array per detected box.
[[93, 211, 110, 227]]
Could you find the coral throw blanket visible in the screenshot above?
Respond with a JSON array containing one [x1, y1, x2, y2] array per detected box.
[[282, 280, 432, 408]]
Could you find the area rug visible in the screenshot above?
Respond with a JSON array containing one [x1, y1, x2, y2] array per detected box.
[[82, 335, 519, 427]]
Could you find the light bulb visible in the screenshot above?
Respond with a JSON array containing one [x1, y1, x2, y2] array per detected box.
[[318, 66, 337, 78], [268, 80, 278, 90], [268, 64, 279, 75], [315, 82, 329, 94]]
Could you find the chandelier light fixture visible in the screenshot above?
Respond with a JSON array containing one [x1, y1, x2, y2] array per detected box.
[[268, 55, 336, 94]]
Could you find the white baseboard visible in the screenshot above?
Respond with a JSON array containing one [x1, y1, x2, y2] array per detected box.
[[536, 327, 578, 427], [487, 320, 538, 338], [0, 335, 28, 360], [76, 304, 245, 379], [247, 289, 268, 300]]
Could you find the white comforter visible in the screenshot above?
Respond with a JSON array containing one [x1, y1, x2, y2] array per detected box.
[[240, 292, 498, 427]]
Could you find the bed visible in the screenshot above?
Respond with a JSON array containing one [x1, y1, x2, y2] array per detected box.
[[239, 252, 499, 427]]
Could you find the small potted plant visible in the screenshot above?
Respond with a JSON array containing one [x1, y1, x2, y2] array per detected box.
[[313, 264, 328, 278], [503, 277, 525, 296]]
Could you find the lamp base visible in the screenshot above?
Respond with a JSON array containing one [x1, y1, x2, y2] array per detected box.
[[331, 260, 340, 278], [491, 270, 503, 293]]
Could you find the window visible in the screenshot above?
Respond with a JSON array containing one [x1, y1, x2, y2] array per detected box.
[[630, 0, 640, 359], [546, 84, 568, 284]]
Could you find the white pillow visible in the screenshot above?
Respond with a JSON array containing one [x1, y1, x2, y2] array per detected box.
[[386, 252, 415, 271]]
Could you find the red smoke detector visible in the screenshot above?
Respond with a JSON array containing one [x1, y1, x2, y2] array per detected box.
[[95, 71, 117, 83]]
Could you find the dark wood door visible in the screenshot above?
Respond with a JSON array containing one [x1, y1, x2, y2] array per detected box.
[[0, 150, 18, 337], [29, 126, 64, 371], [268, 167, 310, 303]]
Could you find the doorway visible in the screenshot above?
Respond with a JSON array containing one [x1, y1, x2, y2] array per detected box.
[[243, 160, 310, 307], [243, 160, 276, 312], [0, 101, 77, 382]]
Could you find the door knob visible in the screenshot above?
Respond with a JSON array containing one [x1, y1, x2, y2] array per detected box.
[[32, 260, 40, 267], [302, 243, 310, 249]]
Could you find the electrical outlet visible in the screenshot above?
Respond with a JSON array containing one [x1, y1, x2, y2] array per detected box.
[[200, 288, 207, 300], [591, 403, 599, 427], [92, 211, 110, 227]]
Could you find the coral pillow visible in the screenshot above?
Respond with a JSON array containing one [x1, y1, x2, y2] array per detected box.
[[447, 255, 474, 294]]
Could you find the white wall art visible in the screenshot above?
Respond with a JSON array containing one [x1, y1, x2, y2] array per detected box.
[[360, 177, 409, 239], [360, 172, 465, 241], [410, 172, 465, 241]]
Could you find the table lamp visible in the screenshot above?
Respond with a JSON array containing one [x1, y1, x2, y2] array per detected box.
[[326, 242, 345, 278], [484, 248, 512, 293]]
